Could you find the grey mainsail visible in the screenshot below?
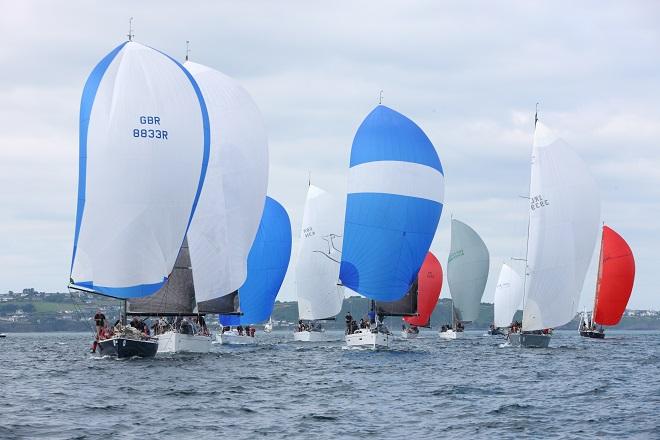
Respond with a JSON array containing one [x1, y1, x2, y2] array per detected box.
[[127, 238, 240, 315], [375, 278, 419, 317]]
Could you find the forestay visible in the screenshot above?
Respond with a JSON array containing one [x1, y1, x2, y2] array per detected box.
[[404, 252, 443, 327], [447, 219, 490, 322], [70, 42, 209, 298], [183, 61, 269, 310], [220, 197, 292, 326], [339, 105, 444, 301], [493, 264, 523, 328], [523, 122, 600, 331], [592, 226, 635, 326], [295, 185, 345, 321]]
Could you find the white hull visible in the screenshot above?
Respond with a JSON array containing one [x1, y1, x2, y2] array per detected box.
[[293, 330, 334, 342], [345, 329, 389, 349], [156, 331, 212, 354], [400, 331, 419, 339], [509, 332, 551, 348], [215, 332, 257, 345], [438, 329, 459, 340]]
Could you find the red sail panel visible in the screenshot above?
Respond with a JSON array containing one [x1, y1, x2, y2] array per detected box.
[[404, 252, 443, 327], [593, 226, 635, 326]]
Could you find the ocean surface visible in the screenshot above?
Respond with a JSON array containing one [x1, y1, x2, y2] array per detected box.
[[1, 330, 658, 439]]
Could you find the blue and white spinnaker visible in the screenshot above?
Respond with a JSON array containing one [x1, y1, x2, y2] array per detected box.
[[220, 197, 292, 326], [339, 105, 444, 301], [70, 42, 209, 298]]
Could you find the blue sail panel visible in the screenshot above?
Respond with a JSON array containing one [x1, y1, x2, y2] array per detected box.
[[339, 105, 444, 301], [220, 197, 292, 326]]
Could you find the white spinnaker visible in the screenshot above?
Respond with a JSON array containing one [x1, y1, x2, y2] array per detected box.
[[493, 264, 523, 328], [447, 219, 490, 322], [522, 122, 600, 330], [184, 61, 269, 304], [71, 42, 207, 293], [296, 185, 345, 320]]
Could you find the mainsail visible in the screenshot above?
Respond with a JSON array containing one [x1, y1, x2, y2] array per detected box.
[[375, 278, 419, 316], [447, 219, 490, 323], [522, 121, 600, 331], [126, 238, 197, 315], [592, 226, 635, 326], [295, 185, 345, 321], [220, 197, 292, 326], [339, 105, 444, 301], [183, 61, 269, 312], [493, 264, 523, 328], [70, 42, 209, 298], [404, 252, 443, 327]]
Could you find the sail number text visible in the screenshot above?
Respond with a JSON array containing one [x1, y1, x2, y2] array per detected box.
[[530, 194, 549, 210], [133, 115, 168, 140]]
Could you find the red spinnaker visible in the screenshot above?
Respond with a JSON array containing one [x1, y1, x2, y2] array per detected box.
[[404, 252, 443, 327], [593, 226, 635, 326]]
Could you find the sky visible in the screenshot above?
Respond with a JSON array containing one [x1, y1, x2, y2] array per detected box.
[[0, 1, 659, 309]]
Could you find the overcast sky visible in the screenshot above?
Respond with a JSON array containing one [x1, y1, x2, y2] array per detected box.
[[1, 1, 658, 309]]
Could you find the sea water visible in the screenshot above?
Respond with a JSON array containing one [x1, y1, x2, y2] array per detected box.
[[1, 330, 658, 439]]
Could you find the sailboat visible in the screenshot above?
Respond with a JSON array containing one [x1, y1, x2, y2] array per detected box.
[[124, 55, 270, 354], [490, 263, 523, 336], [340, 104, 445, 349], [294, 185, 345, 342], [509, 116, 600, 348], [264, 317, 274, 333], [68, 40, 211, 358], [440, 219, 489, 340], [218, 197, 292, 345], [579, 226, 635, 339], [401, 252, 443, 339]]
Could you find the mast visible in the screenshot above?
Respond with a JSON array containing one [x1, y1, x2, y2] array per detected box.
[[122, 300, 127, 325], [521, 104, 539, 333], [591, 223, 605, 327]]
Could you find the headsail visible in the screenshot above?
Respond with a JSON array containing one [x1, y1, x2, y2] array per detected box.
[[404, 252, 443, 327], [522, 121, 600, 330], [339, 105, 444, 301], [493, 264, 523, 328], [447, 219, 489, 323], [295, 185, 345, 321], [70, 42, 209, 298], [220, 197, 292, 326], [183, 61, 269, 310], [592, 226, 635, 326]]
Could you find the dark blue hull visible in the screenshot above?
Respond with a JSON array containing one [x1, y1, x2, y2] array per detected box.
[[98, 337, 158, 358]]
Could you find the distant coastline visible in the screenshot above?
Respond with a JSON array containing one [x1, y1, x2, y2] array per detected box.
[[1, 289, 659, 332]]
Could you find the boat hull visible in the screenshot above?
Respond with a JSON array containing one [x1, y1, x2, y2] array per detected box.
[[98, 337, 158, 358], [156, 331, 212, 353], [400, 331, 419, 339], [215, 332, 256, 345], [345, 329, 389, 349], [438, 329, 458, 340], [580, 330, 605, 339], [488, 327, 506, 336], [293, 330, 334, 342], [509, 332, 551, 348]]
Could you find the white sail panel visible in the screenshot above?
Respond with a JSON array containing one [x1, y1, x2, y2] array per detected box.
[[522, 122, 600, 330], [447, 219, 490, 322], [183, 61, 269, 304], [296, 185, 345, 320], [71, 42, 209, 297], [493, 264, 523, 328]]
